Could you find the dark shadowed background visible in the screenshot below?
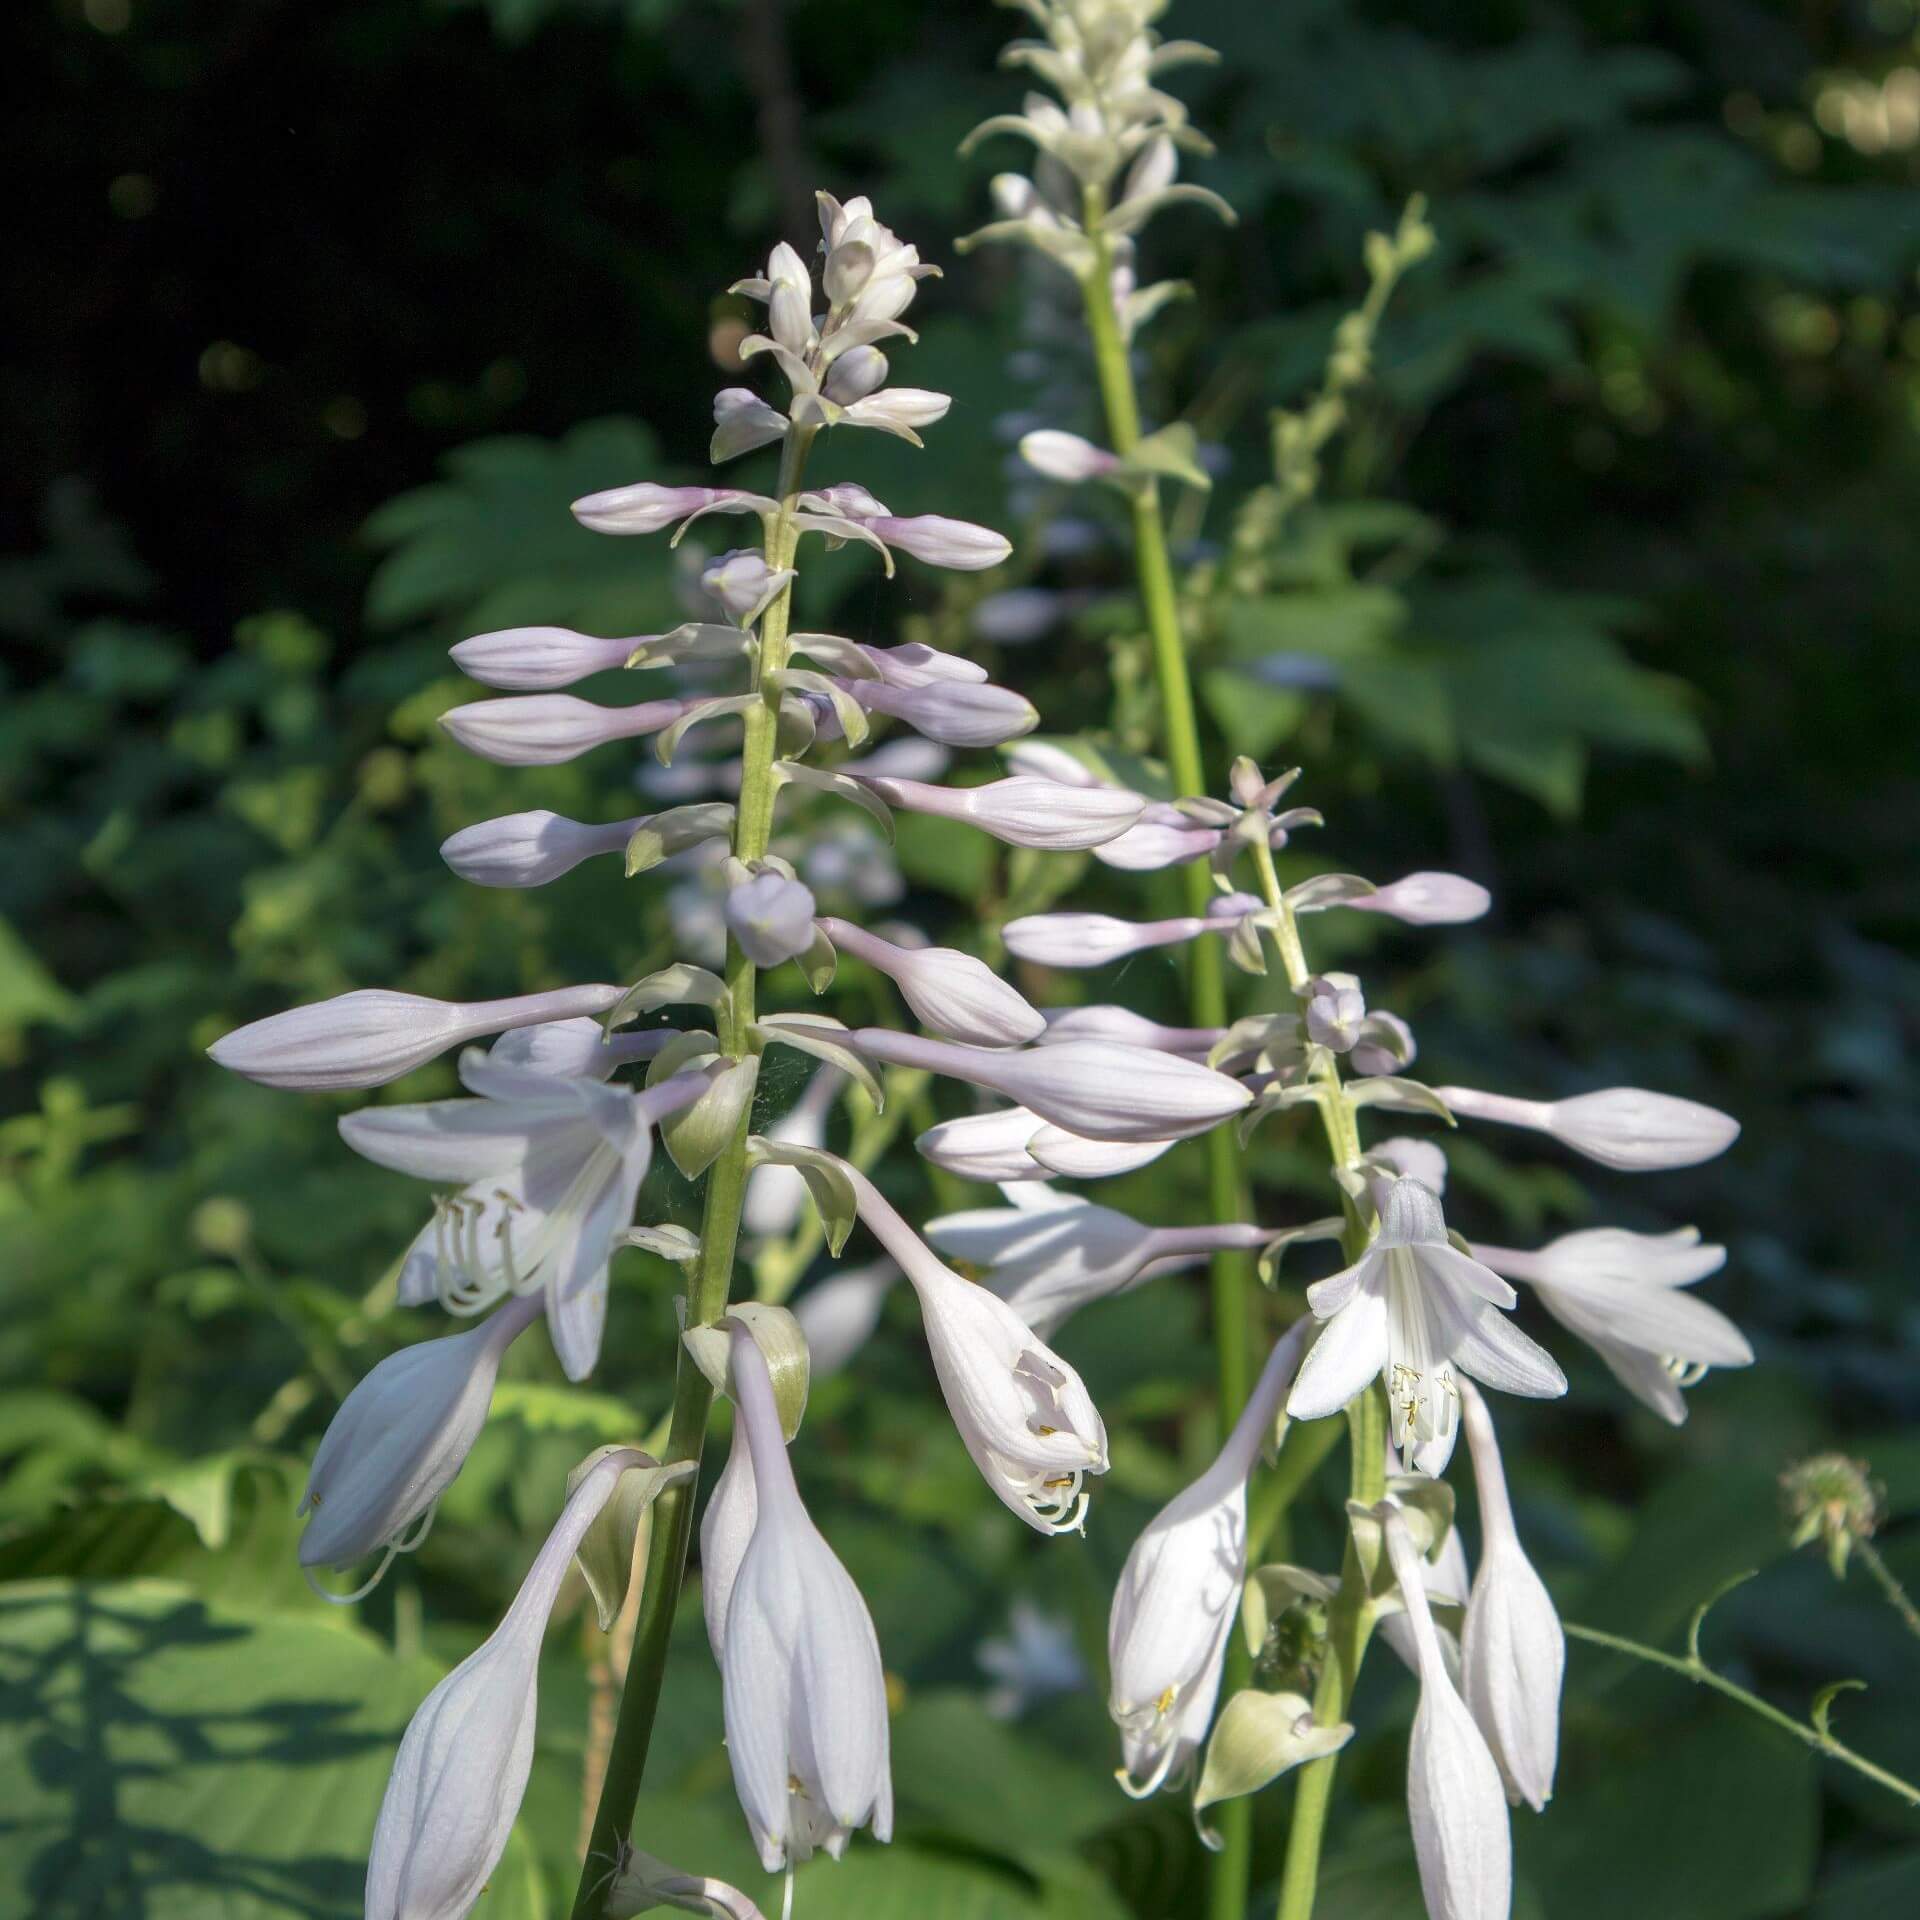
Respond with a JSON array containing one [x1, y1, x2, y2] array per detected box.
[[5, 2, 1919, 1916]]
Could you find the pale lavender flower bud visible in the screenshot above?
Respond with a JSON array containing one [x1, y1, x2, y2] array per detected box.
[[1383, 1509, 1514, 1920], [1435, 1085, 1740, 1171], [440, 694, 692, 766], [725, 871, 818, 968], [843, 1165, 1108, 1532], [712, 387, 789, 464], [1352, 1010, 1417, 1078], [1458, 1382, 1563, 1811], [486, 1017, 676, 1080], [367, 1446, 671, 1920], [870, 514, 1012, 570], [1002, 911, 1208, 968], [209, 982, 626, 1090], [852, 1029, 1251, 1143], [915, 1105, 1046, 1181], [440, 810, 638, 888], [572, 484, 769, 536], [1025, 1127, 1177, 1179], [818, 916, 1044, 1046], [855, 639, 989, 688], [720, 1326, 893, 1870], [1092, 817, 1222, 870], [853, 773, 1145, 850], [703, 549, 797, 626], [1342, 871, 1492, 926], [301, 1294, 541, 1577], [1373, 1134, 1449, 1194], [1019, 429, 1121, 482], [1039, 1006, 1219, 1055], [1109, 1324, 1311, 1795], [840, 390, 955, 437], [852, 676, 1038, 748], [824, 345, 890, 404], [449, 626, 639, 689], [765, 240, 814, 355], [1304, 973, 1366, 1052]]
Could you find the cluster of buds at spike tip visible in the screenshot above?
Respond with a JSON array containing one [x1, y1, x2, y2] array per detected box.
[[958, 0, 1234, 344]]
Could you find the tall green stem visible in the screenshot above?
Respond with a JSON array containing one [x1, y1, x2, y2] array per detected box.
[[1079, 188, 1259, 1917], [570, 426, 816, 1918]]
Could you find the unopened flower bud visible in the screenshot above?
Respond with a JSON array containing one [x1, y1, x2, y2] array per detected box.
[[441, 694, 691, 767], [450, 626, 639, 689], [440, 810, 638, 888], [725, 871, 818, 969], [703, 550, 796, 626]]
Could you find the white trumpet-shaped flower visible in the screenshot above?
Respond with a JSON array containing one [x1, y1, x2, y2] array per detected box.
[[1434, 1084, 1740, 1171], [844, 1165, 1108, 1532], [440, 809, 640, 888], [928, 1188, 1269, 1338], [818, 916, 1044, 1046], [340, 1050, 708, 1379], [209, 982, 626, 1091], [300, 1293, 542, 1588], [1457, 1381, 1563, 1811], [1287, 1177, 1566, 1475], [700, 1409, 758, 1662], [1383, 1508, 1513, 1920], [853, 1028, 1250, 1144], [719, 1326, 893, 1872], [1471, 1227, 1752, 1423], [1109, 1323, 1310, 1796], [367, 1446, 668, 1920]]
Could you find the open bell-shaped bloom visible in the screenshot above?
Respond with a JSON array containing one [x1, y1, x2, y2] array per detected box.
[[1109, 1323, 1310, 1796], [441, 693, 694, 767], [928, 1187, 1269, 1338], [1287, 1177, 1566, 1475], [854, 1027, 1250, 1144], [300, 1293, 542, 1586], [209, 982, 627, 1091], [1457, 1382, 1563, 1811], [1382, 1508, 1514, 1920], [1435, 1084, 1740, 1171], [367, 1447, 664, 1920], [818, 916, 1044, 1046], [1471, 1227, 1751, 1423], [340, 1050, 708, 1379], [850, 771, 1145, 850], [720, 1326, 893, 1872], [843, 1164, 1108, 1532], [440, 809, 640, 888]]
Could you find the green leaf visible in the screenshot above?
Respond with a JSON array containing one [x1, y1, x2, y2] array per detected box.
[[0, 1578, 546, 1920], [0, 915, 79, 1030], [893, 811, 994, 900]]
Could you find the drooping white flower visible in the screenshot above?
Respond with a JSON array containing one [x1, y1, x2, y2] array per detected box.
[[209, 982, 627, 1091], [1457, 1381, 1563, 1811], [440, 809, 640, 888], [928, 1189, 1269, 1338], [367, 1447, 670, 1920], [818, 915, 1044, 1046], [851, 771, 1145, 850], [700, 1408, 758, 1663], [703, 550, 797, 627], [1287, 1177, 1566, 1474], [719, 1326, 893, 1871], [1109, 1323, 1310, 1795], [441, 692, 693, 767], [724, 870, 818, 968], [1435, 1084, 1740, 1171], [844, 1164, 1108, 1532], [1332, 871, 1492, 926], [850, 675, 1038, 747], [300, 1293, 541, 1585], [1471, 1227, 1751, 1423], [1020, 428, 1121, 482], [449, 626, 641, 689], [853, 1028, 1251, 1143], [570, 483, 773, 537], [341, 1050, 708, 1378], [1382, 1507, 1513, 1920]]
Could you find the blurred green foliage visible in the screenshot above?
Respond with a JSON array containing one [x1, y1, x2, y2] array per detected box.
[[5, 0, 1920, 1915]]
